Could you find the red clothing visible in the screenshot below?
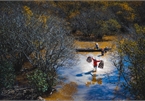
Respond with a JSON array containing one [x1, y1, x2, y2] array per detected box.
[[92, 58, 100, 67]]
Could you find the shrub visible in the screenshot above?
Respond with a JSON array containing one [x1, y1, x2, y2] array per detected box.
[[27, 69, 49, 94], [0, 61, 15, 90], [114, 24, 145, 99]]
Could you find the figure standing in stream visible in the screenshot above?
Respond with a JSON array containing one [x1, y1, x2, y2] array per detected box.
[[95, 43, 99, 50], [86, 56, 101, 72]]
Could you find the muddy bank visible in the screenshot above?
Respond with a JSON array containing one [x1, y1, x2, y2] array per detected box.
[[44, 82, 77, 100]]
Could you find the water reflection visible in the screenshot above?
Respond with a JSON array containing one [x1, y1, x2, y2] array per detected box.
[[86, 73, 102, 87], [92, 76, 102, 85]]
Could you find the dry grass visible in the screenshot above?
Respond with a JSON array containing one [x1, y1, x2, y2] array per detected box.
[[75, 35, 116, 55], [75, 35, 116, 49]]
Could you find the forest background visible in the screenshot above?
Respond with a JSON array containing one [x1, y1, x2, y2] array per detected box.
[[0, 1, 145, 100]]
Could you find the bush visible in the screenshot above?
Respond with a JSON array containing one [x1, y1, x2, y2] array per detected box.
[[27, 69, 50, 94], [0, 2, 75, 95], [114, 24, 145, 99], [0, 61, 15, 91]]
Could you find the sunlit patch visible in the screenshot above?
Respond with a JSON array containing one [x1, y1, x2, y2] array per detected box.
[[75, 36, 116, 51], [44, 82, 77, 100]]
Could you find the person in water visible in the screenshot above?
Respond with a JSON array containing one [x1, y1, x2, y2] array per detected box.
[[95, 43, 99, 50], [86, 56, 101, 72]]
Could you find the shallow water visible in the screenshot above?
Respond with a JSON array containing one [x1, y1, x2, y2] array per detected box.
[[44, 36, 127, 100]]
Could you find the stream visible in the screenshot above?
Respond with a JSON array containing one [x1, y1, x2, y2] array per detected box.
[[44, 36, 128, 100]]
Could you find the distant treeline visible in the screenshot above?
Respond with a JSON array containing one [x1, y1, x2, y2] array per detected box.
[[11, 1, 145, 40], [1, 1, 145, 40]]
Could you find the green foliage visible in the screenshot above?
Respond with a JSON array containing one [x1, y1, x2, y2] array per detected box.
[[27, 69, 49, 94], [0, 61, 15, 90], [96, 19, 121, 36], [106, 19, 121, 32], [134, 23, 145, 34]]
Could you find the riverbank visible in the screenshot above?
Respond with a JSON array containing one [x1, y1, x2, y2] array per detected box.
[[75, 35, 116, 48]]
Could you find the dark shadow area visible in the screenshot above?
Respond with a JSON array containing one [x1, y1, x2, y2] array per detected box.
[[76, 74, 83, 77], [97, 55, 102, 57], [76, 70, 94, 77]]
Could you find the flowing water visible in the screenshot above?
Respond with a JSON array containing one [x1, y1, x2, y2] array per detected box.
[[44, 36, 127, 100]]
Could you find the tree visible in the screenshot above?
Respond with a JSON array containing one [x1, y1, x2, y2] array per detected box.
[[129, 1, 145, 25], [109, 1, 136, 34], [0, 1, 75, 95], [113, 24, 145, 99], [70, 1, 118, 40], [95, 19, 121, 38]]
